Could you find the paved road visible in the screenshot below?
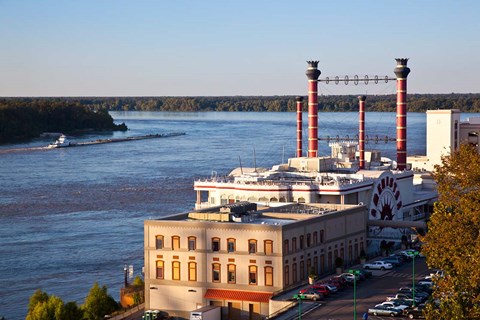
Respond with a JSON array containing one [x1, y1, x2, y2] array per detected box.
[[301, 258, 429, 320]]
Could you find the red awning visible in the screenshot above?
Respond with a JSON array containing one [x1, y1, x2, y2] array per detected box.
[[204, 289, 273, 303]]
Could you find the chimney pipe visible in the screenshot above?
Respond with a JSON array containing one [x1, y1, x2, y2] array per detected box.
[[306, 61, 321, 157], [358, 95, 366, 169], [296, 96, 304, 157], [394, 58, 410, 170]]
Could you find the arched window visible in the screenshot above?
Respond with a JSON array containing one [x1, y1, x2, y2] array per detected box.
[[156, 260, 164, 279], [188, 236, 196, 251], [285, 265, 290, 286], [248, 266, 257, 285], [264, 240, 273, 255], [227, 238, 236, 253], [172, 236, 180, 250], [284, 239, 289, 254], [248, 239, 257, 254], [212, 263, 221, 283], [212, 237, 220, 252], [298, 197, 306, 203], [172, 261, 180, 280], [320, 229, 325, 243], [269, 197, 278, 202], [292, 237, 297, 252], [155, 235, 164, 249], [188, 262, 197, 281], [265, 267, 273, 286], [227, 264, 236, 284]]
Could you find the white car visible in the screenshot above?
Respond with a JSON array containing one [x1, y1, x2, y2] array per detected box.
[[376, 301, 409, 311], [363, 260, 393, 270]]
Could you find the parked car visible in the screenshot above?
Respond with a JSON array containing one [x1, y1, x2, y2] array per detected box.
[[301, 285, 329, 297], [383, 256, 404, 266], [398, 287, 430, 299], [403, 304, 426, 319], [415, 283, 433, 294], [387, 293, 424, 304], [376, 301, 409, 311], [388, 298, 415, 308], [326, 277, 347, 289], [363, 261, 393, 270], [338, 272, 360, 283], [347, 268, 372, 278], [368, 305, 403, 317], [295, 289, 322, 301]]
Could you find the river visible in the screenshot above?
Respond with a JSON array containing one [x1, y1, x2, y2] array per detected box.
[[0, 110, 460, 319]]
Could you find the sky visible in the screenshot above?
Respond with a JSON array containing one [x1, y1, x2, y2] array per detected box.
[[1, 0, 479, 97]]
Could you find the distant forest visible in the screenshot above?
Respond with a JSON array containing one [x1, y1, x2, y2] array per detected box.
[[1, 94, 480, 142], [2, 93, 480, 113]]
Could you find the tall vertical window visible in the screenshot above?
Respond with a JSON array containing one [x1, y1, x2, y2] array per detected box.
[[284, 239, 289, 254], [248, 266, 257, 285], [212, 238, 220, 252], [306, 233, 311, 247], [212, 263, 221, 282], [172, 236, 180, 250], [188, 236, 196, 251], [248, 239, 257, 254], [227, 264, 236, 284], [292, 263, 297, 283], [227, 238, 236, 253], [300, 261, 305, 281], [320, 230, 325, 243], [264, 240, 273, 255], [285, 265, 290, 286], [292, 237, 297, 252], [155, 235, 164, 249], [299, 235, 305, 250], [172, 261, 180, 280], [265, 267, 273, 286], [188, 262, 197, 281], [156, 260, 164, 279], [313, 232, 318, 245]]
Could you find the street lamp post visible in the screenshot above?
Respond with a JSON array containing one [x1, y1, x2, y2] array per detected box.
[[350, 270, 362, 319], [412, 251, 420, 307], [293, 294, 305, 320]]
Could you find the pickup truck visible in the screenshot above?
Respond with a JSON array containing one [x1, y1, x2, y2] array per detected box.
[[363, 261, 393, 270]]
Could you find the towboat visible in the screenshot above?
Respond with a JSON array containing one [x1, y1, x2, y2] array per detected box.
[[48, 134, 71, 148]]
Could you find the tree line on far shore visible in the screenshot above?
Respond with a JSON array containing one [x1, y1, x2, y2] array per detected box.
[[2, 93, 480, 143]]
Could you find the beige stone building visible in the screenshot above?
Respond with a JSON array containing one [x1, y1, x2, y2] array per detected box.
[[144, 202, 367, 319]]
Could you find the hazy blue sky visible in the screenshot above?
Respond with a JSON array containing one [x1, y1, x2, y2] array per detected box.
[[1, 0, 479, 96]]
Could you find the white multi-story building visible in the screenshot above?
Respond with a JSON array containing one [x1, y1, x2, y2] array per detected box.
[[144, 202, 367, 319]]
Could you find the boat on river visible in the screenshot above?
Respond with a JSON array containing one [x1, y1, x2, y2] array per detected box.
[[47, 134, 71, 148]]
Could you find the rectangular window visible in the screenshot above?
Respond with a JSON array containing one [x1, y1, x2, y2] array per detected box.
[[212, 238, 220, 252], [284, 240, 289, 254], [284, 265, 290, 286], [300, 261, 305, 281], [212, 263, 221, 282], [313, 232, 318, 245], [265, 267, 273, 286], [264, 240, 273, 255], [300, 235, 304, 250], [306, 233, 311, 247], [210, 197, 215, 204], [188, 262, 197, 281], [172, 261, 180, 280], [156, 260, 164, 279], [320, 230, 324, 243], [292, 238, 297, 252], [227, 238, 236, 253], [155, 235, 164, 249], [172, 236, 180, 250], [249, 266, 257, 285], [227, 264, 236, 284], [248, 240, 257, 254], [188, 237, 196, 251]]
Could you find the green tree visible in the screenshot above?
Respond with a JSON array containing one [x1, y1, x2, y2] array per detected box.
[[82, 282, 118, 320], [422, 144, 480, 319], [26, 292, 65, 320]]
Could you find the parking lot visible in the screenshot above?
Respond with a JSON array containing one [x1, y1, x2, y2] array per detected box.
[[290, 254, 430, 320]]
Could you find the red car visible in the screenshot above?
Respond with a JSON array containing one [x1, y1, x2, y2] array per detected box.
[[300, 285, 329, 297]]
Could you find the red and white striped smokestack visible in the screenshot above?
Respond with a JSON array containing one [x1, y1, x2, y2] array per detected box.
[[296, 96, 304, 157], [358, 95, 366, 169], [306, 61, 321, 158], [394, 58, 411, 170]]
